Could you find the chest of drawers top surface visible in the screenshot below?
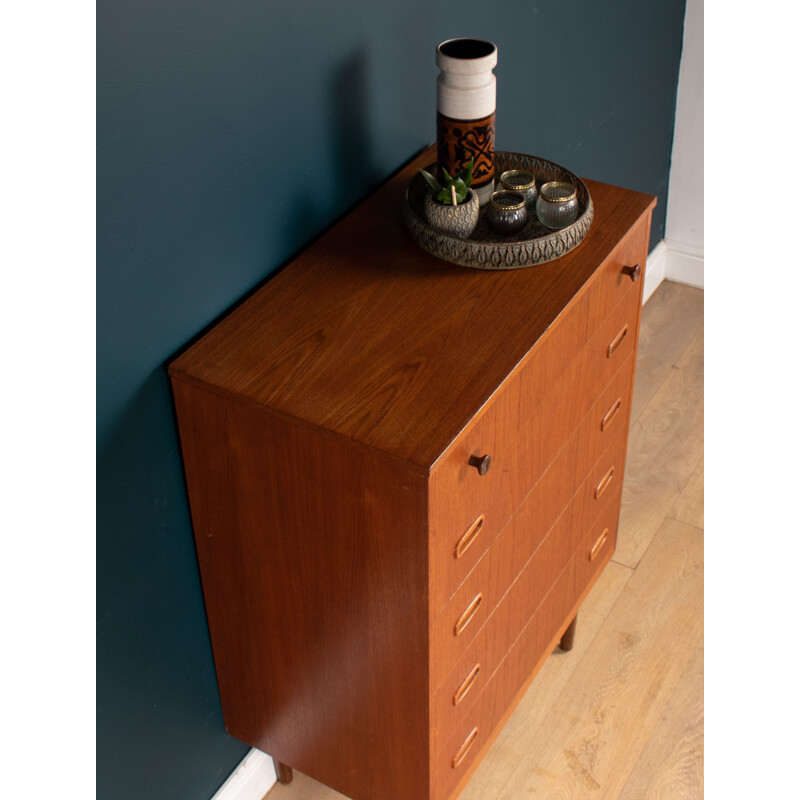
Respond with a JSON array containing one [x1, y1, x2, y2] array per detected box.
[[170, 145, 655, 469]]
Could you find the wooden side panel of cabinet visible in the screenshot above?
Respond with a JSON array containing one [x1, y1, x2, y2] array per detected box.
[[171, 380, 432, 800]]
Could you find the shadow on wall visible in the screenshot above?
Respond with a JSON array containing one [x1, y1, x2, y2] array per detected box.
[[331, 48, 378, 192], [283, 48, 384, 259], [96, 368, 249, 800]]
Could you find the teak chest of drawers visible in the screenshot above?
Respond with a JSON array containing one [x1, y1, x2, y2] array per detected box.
[[169, 145, 656, 800]]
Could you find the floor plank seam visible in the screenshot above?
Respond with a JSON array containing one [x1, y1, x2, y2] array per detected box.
[[609, 557, 636, 571], [665, 517, 703, 534]]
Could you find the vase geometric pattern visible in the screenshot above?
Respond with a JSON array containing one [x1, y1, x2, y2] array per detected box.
[[436, 112, 496, 189]]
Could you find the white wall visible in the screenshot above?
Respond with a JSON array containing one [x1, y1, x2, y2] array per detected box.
[[664, 0, 704, 288]]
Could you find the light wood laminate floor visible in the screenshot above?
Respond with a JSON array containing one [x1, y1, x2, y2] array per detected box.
[[269, 279, 705, 800]]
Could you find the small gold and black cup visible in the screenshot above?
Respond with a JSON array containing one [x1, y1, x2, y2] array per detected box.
[[499, 169, 537, 209], [486, 190, 528, 235]]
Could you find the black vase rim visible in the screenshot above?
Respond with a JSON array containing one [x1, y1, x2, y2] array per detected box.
[[437, 38, 497, 60]]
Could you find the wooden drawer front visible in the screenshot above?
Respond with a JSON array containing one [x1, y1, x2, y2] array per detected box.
[[580, 424, 629, 531], [577, 351, 635, 480], [427, 254, 605, 612], [432, 489, 583, 733], [427, 376, 577, 619], [432, 435, 580, 677], [432, 415, 627, 742], [555, 278, 641, 432], [429, 340, 636, 618], [434, 556, 580, 800], [588, 214, 649, 324], [579, 481, 624, 595], [579, 438, 625, 599], [430, 351, 635, 682], [429, 282, 640, 612], [436, 427, 630, 781]]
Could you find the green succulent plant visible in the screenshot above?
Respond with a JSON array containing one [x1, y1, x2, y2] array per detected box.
[[419, 158, 474, 205]]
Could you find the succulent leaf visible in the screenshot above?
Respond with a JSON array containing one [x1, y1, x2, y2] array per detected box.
[[419, 169, 443, 195], [435, 188, 451, 204], [420, 157, 474, 204], [457, 158, 474, 188]]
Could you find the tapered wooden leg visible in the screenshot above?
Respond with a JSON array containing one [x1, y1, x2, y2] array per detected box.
[[273, 759, 293, 784], [559, 615, 578, 652]]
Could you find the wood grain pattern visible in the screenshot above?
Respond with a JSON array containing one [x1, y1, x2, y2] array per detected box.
[[629, 281, 704, 422], [429, 281, 642, 611], [671, 456, 704, 530], [432, 351, 635, 639], [171, 380, 431, 800], [432, 489, 586, 746], [269, 280, 703, 800], [490, 518, 703, 799], [436, 556, 581, 800], [432, 445, 627, 751], [429, 354, 635, 712], [454, 561, 635, 800], [170, 145, 655, 469], [170, 146, 656, 800], [615, 322, 704, 569], [617, 642, 703, 800]]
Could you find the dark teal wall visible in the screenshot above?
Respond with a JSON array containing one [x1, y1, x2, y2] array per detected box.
[[97, 2, 686, 798]]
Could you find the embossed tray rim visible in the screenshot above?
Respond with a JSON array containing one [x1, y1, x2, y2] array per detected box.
[[402, 151, 593, 270]]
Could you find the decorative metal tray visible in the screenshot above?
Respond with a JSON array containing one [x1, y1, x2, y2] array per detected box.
[[402, 151, 593, 270]]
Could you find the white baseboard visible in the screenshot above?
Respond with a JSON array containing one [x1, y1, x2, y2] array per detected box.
[[643, 240, 667, 305], [664, 237, 704, 289], [642, 238, 704, 305], [212, 749, 277, 800]]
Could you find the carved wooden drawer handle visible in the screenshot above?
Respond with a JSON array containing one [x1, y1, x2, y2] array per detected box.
[[468, 454, 491, 476], [601, 398, 622, 431], [452, 727, 479, 769], [622, 263, 641, 282], [590, 528, 610, 561], [455, 515, 485, 560], [454, 593, 483, 637], [607, 324, 629, 358], [594, 467, 615, 499], [453, 663, 481, 706]]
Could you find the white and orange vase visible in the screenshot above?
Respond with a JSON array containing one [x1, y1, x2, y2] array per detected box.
[[435, 38, 498, 205]]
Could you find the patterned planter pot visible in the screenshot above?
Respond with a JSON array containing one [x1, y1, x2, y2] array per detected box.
[[436, 38, 498, 206], [423, 189, 479, 239]]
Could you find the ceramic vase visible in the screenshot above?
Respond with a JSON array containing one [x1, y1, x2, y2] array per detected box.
[[436, 38, 498, 205]]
